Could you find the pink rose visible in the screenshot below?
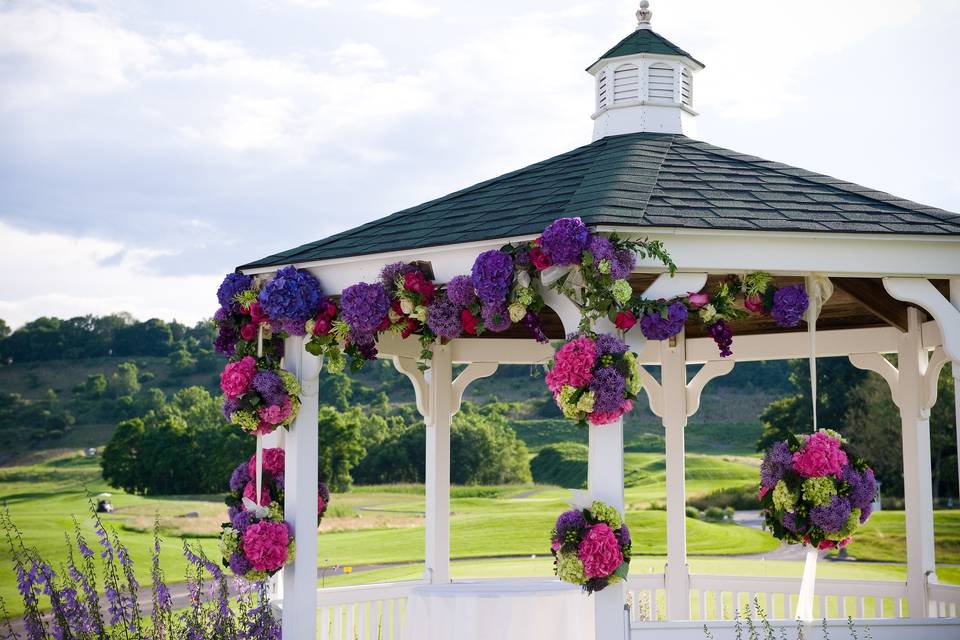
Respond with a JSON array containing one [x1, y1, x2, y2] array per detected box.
[[529, 245, 552, 271], [249, 302, 269, 325], [240, 323, 258, 341], [318, 496, 327, 513], [615, 311, 637, 330], [545, 336, 597, 394], [744, 294, 764, 315], [577, 523, 623, 579], [818, 539, 837, 550], [220, 356, 256, 399], [248, 447, 285, 479], [793, 432, 848, 478], [242, 481, 271, 508], [242, 520, 290, 572], [687, 292, 709, 308]]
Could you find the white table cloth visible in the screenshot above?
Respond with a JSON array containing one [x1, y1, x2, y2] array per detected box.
[[401, 579, 594, 640]]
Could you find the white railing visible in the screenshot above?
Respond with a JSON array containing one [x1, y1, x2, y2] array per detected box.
[[626, 573, 668, 622], [315, 581, 420, 640], [688, 574, 909, 621], [928, 581, 960, 618]]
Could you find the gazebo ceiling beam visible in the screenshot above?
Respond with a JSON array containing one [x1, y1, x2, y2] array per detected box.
[[833, 277, 911, 332]]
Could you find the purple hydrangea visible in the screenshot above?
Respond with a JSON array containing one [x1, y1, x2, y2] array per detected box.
[[231, 509, 256, 534], [617, 522, 631, 546], [471, 250, 514, 305], [340, 282, 390, 335], [229, 462, 251, 493], [770, 285, 809, 328], [252, 370, 287, 406], [810, 496, 852, 534], [522, 311, 548, 343], [707, 319, 734, 358], [586, 235, 614, 266], [446, 275, 476, 307], [426, 296, 462, 339], [860, 503, 873, 523], [222, 396, 242, 420], [380, 262, 419, 296], [639, 301, 688, 341], [845, 466, 877, 510], [590, 366, 627, 413], [610, 249, 636, 280], [595, 333, 628, 356], [228, 551, 252, 577], [760, 441, 793, 487], [217, 273, 253, 311], [554, 509, 587, 538], [258, 266, 323, 333], [782, 511, 802, 534], [481, 303, 512, 333], [540, 217, 589, 265]]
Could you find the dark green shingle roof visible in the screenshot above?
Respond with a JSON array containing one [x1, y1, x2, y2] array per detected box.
[[588, 28, 703, 70], [239, 133, 960, 270]]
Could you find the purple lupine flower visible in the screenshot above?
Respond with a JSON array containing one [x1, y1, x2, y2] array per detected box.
[[770, 285, 809, 328], [217, 273, 254, 311], [222, 396, 243, 421], [554, 509, 587, 539], [340, 282, 390, 336], [481, 302, 512, 332], [590, 366, 627, 413], [471, 250, 515, 305], [252, 370, 287, 406], [380, 262, 419, 296], [258, 266, 323, 330], [844, 466, 877, 510], [595, 333, 628, 356], [540, 217, 589, 265], [610, 248, 636, 280], [639, 301, 688, 341], [782, 511, 802, 534], [810, 496, 852, 534], [707, 319, 733, 358], [426, 296, 462, 339], [617, 522, 631, 546], [760, 441, 793, 487], [230, 463, 251, 493], [522, 311, 548, 343], [446, 275, 476, 307]]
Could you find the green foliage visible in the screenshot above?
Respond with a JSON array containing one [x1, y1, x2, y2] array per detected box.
[[0, 318, 10, 340], [688, 484, 758, 511], [703, 506, 725, 521], [318, 406, 368, 492], [685, 506, 701, 519], [530, 442, 588, 488], [111, 361, 141, 397], [0, 390, 75, 443]]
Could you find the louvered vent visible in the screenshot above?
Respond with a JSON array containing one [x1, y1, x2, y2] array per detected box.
[[597, 71, 607, 110], [648, 63, 675, 102], [681, 67, 692, 107], [612, 64, 639, 104]]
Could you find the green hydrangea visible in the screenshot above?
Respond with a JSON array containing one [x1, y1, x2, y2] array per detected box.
[[556, 550, 586, 585], [772, 480, 796, 512], [611, 279, 632, 305], [331, 319, 351, 343], [278, 369, 301, 396], [246, 570, 269, 581], [597, 259, 612, 275], [698, 304, 717, 323], [576, 391, 595, 413], [287, 539, 296, 564], [837, 508, 861, 539], [590, 501, 622, 530], [742, 272, 774, 297], [268, 502, 283, 520], [231, 410, 259, 434], [324, 348, 346, 374], [515, 287, 535, 307], [622, 352, 642, 395], [219, 528, 241, 557], [557, 386, 583, 420], [801, 477, 837, 507]]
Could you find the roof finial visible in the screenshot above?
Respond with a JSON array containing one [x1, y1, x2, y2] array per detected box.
[[636, 0, 652, 30]]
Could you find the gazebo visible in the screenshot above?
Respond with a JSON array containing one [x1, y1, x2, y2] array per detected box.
[[236, 4, 960, 639]]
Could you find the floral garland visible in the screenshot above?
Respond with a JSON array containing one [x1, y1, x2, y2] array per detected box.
[[545, 333, 640, 426], [550, 501, 631, 594], [220, 448, 331, 580], [759, 430, 876, 550]]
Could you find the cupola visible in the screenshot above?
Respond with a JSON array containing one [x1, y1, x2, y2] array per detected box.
[[587, 1, 704, 140]]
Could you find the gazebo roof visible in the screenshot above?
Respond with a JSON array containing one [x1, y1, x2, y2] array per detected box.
[[240, 132, 960, 270]]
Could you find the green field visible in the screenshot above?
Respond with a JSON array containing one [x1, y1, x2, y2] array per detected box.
[[3, 451, 960, 620]]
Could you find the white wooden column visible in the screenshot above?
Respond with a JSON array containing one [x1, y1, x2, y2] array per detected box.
[[425, 343, 453, 584], [951, 280, 960, 504], [661, 333, 690, 620], [898, 308, 937, 617], [282, 336, 322, 637]]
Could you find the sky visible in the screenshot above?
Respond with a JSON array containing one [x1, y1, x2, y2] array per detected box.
[[1, 0, 958, 329]]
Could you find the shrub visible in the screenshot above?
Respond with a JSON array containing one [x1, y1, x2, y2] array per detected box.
[[723, 506, 735, 521], [688, 484, 758, 511], [703, 506, 725, 521], [685, 506, 701, 519]]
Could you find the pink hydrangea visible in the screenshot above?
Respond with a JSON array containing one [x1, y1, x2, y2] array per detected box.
[[577, 523, 623, 578], [258, 397, 293, 426], [792, 431, 848, 478], [587, 399, 633, 426], [241, 520, 290, 572], [248, 447, 285, 478], [220, 356, 256, 399], [545, 337, 597, 394], [242, 481, 271, 508]]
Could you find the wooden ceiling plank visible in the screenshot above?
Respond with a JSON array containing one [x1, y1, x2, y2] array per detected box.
[[832, 278, 909, 332]]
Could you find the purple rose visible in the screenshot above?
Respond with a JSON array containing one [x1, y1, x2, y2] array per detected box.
[[770, 285, 809, 328]]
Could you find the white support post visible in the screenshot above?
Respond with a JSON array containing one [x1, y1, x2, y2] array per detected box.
[[425, 343, 453, 584], [588, 415, 626, 638], [282, 336, 322, 638], [898, 308, 937, 617], [661, 333, 691, 621], [951, 280, 960, 505]]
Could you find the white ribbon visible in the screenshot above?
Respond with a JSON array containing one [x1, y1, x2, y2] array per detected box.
[[539, 264, 575, 287], [242, 497, 270, 519], [569, 489, 592, 511], [255, 325, 264, 512], [795, 547, 819, 621]]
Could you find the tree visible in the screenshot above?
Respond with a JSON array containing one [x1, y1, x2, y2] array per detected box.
[[111, 362, 141, 397], [317, 406, 367, 492], [0, 318, 10, 339], [317, 371, 353, 411]]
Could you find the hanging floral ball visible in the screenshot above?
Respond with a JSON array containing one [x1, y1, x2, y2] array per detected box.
[[551, 501, 631, 593], [759, 430, 876, 550]]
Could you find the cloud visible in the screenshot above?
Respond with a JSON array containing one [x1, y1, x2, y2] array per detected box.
[[365, 1, 437, 18], [0, 221, 219, 329]]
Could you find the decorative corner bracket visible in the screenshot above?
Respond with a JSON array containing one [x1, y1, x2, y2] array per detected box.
[[636, 365, 663, 417], [884, 278, 960, 364], [452, 362, 499, 414], [392, 356, 430, 419], [685, 360, 735, 418], [850, 346, 949, 413]]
